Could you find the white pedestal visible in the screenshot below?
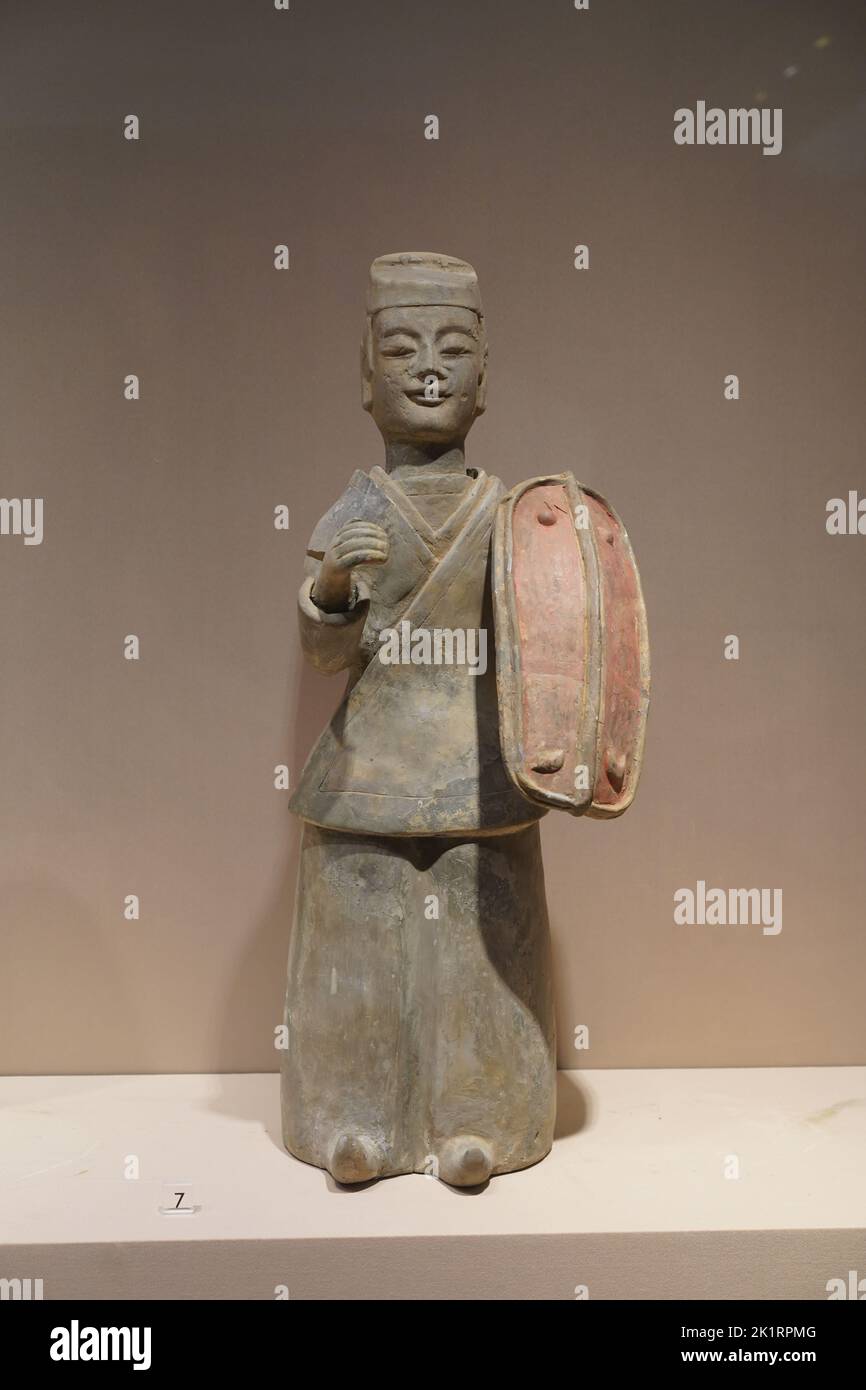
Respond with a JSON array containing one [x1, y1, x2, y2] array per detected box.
[[1, 1068, 863, 1300]]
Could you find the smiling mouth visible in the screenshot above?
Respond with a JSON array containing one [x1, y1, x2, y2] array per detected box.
[[406, 390, 449, 406]]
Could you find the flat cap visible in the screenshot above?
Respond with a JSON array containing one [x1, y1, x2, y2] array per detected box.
[[367, 251, 482, 315]]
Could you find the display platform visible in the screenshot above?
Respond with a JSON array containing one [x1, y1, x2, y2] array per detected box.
[[1, 1068, 863, 1300]]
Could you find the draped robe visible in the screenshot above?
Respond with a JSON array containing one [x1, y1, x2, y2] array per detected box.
[[282, 466, 556, 1179]]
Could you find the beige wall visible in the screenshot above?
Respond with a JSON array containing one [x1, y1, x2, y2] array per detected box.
[[1, 0, 864, 1075]]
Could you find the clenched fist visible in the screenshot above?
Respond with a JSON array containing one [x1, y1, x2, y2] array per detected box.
[[311, 519, 390, 612]]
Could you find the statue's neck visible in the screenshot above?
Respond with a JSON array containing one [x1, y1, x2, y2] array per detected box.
[[384, 441, 468, 480]]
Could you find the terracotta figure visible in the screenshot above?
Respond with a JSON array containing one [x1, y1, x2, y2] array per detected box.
[[281, 252, 649, 1186]]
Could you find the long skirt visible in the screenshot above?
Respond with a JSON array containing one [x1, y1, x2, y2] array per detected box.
[[280, 820, 556, 1181]]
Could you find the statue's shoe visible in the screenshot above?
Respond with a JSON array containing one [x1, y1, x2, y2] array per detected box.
[[328, 1133, 383, 1184], [437, 1135, 494, 1187]]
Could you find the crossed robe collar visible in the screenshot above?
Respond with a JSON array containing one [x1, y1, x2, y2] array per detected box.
[[370, 465, 488, 560]]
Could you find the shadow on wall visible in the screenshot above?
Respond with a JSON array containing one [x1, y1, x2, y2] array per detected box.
[[554, 1067, 591, 1142]]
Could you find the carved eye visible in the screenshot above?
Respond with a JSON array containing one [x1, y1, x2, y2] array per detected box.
[[439, 339, 473, 357]]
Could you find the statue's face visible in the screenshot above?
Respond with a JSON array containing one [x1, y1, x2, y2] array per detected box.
[[363, 305, 487, 445]]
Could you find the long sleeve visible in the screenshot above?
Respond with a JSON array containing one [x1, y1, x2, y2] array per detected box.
[[297, 554, 369, 675]]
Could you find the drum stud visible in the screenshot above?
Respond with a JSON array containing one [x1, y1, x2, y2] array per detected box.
[[532, 748, 565, 773], [607, 752, 626, 790]]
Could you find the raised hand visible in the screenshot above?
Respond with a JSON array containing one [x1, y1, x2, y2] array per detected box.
[[311, 520, 389, 612]]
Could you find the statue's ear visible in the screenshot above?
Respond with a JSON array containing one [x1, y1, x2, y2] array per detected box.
[[361, 322, 374, 412], [475, 331, 489, 416]]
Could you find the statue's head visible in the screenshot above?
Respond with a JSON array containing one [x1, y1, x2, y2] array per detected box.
[[361, 252, 488, 447]]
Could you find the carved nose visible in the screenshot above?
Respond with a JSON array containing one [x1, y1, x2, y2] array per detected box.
[[416, 354, 446, 379]]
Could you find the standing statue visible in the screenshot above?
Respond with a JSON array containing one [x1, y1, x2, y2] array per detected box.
[[282, 253, 649, 1186]]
